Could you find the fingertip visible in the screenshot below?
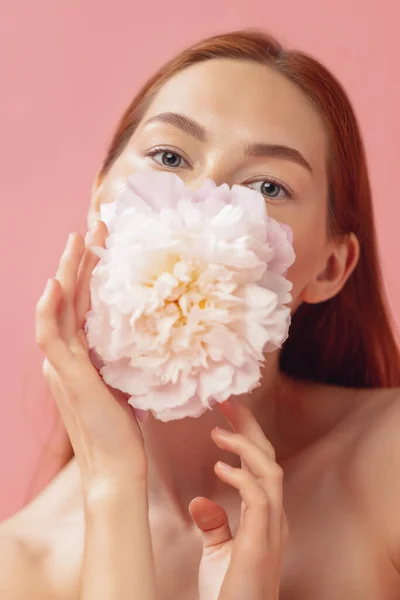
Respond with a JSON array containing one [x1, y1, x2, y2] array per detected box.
[[134, 408, 149, 423], [67, 231, 84, 250], [214, 462, 229, 481], [216, 400, 239, 430], [188, 496, 206, 515], [93, 219, 108, 237], [96, 218, 107, 230], [217, 398, 239, 414], [85, 220, 108, 249]]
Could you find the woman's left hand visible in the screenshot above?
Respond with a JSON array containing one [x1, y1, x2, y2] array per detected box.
[[189, 400, 289, 600]]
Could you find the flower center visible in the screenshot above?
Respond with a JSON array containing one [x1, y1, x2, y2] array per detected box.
[[152, 255, 209, 324]]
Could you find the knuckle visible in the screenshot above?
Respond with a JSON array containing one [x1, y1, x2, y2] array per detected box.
[[240, 478, 268, 507], [35, 296, 45, 314], [271, 464, 284, 481], [42, 360, 58, 387], [231, 432, 244, 445], [42, 358, 53, 378], [35, 296, 49, 320], [35, 312, 51, 350], [266, 442, 276, 461], [35, 330, 49, 350]]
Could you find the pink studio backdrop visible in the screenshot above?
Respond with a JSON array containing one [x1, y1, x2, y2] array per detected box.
[[0, 0, 398, 521]]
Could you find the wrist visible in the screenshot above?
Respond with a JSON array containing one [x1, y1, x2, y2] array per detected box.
[[83, 475, 148, 515]]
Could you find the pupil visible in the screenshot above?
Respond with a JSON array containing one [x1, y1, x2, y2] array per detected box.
[[162, 152, 180, 167], [261, 181, 279, 197]]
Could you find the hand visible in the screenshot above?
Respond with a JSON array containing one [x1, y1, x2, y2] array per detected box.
[[189, 400, 289, 600], [35, 221, 148, 495]]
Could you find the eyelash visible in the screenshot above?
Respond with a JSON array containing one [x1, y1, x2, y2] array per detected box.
[[146, 146, 191, 169], [245, 178, 293, 200], [146, 146, 293, 200]]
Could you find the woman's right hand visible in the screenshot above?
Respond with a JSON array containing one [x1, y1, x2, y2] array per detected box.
[[35, 221, 157, 599], [35, 221, 147, 493]]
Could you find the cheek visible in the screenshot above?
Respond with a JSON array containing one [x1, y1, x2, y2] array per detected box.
[[100, 150, 153, 205]]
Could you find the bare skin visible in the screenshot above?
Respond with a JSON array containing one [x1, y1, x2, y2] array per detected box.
[[2, 58, 400, 598], [2, 383, 400, 599]]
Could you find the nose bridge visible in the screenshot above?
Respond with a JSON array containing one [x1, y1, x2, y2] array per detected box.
[[187, 151, 235, 190]]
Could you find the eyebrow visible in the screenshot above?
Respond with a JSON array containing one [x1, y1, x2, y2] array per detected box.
[[144, 111, 313, 173], [144, 112, 207, 142], [244, 143, 313, 173]]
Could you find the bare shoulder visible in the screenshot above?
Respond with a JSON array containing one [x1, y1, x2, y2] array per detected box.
[[344, 387, 400, 571], [346, 386, 400, 474], [0, 533, 57, 600]]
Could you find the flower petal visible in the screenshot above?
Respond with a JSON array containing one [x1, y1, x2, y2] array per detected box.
[[85, 171, 295, 422]]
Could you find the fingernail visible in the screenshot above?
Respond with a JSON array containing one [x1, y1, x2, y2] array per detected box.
[[216, 461, 233, 471], [214, 426, 231, 436]]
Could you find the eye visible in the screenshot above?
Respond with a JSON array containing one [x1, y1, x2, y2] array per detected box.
[[247, 179, 292, 200], [147, 148, 190, 169]]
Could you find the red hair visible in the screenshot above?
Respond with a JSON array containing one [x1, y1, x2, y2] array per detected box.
[[95, 29, 400, 388]]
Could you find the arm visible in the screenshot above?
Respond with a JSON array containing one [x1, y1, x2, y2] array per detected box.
[[0, 536, 53, 600], [35, 224, 157, 599], [81, 480, 157, 600], [0, 488, 157, 600]]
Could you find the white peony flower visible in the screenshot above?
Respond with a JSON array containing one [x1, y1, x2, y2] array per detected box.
[[85, 171, 295, 422]]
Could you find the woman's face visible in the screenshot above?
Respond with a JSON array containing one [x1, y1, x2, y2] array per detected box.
[[90, 58, 355, 312]]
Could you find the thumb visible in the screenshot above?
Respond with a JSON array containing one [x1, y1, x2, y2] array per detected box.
[[189, 496, 233, 551]]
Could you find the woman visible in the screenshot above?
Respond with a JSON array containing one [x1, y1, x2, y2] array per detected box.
[[1, 29, 400, 599]]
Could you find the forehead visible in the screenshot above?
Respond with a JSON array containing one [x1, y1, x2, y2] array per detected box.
[[143, 59, 327, 163]]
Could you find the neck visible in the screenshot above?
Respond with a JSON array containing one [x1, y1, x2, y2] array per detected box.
[[141, 352, 322, 519]]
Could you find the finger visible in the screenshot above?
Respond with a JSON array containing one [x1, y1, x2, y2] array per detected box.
[[188, 497, 232, 553], [73, 328, 89, 355], [76, 220, 108, 329], [214, 462, 269, 549], [212, 428, 282, 484], [134, 408, 149, 423], [217, 399, 276, 461], [217, 401, 287, 550], [212, 427, 284, 550], [214, 463, 273, 600], [55, 232, 85, 340], [35, 278, 75, 371]]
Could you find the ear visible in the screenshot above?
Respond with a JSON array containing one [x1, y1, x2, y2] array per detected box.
[[301, 232, 360, 304], [87, 169, 105, 230]]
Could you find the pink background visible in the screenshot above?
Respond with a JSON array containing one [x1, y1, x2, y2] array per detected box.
[[0, 0, 398, 521]]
